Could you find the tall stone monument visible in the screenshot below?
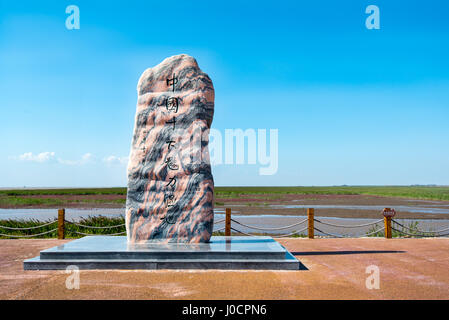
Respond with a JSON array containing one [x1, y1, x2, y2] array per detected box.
[[125, 54, 215, 243], [24, 54, 301, 271]]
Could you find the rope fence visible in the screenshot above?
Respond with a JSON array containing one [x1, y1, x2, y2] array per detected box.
[[230, 227, 258, 237], [271, 226, 308, 238], [313, 218, 386, 238], [220, 208, 449, 239], [313, 226, 386, 238], [392, 220, 449, 235], [1, 207, 448, 239], [65, 220, 125, 229], [71, 230, 127, 236], [390, 227, 449, 238], [0, 228, 58, 238], [313, 218, 383, 228], [231, 218, 308, 231], [0, 220, 57, 230]]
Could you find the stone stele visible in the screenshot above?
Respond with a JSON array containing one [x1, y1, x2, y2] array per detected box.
[[126, 54, 215, 243]]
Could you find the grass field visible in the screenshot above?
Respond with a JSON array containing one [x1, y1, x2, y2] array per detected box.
[[0, 188, 126, 196], [1, 186, 449, 198], [2, 186, 448, 207], [214, 186, 449, 201], [0, 196, 126, 207]]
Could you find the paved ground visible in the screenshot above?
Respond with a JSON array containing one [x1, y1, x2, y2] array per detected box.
[[1, 238, 448, 299]]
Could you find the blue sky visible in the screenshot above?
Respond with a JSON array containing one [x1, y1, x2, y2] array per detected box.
[[1, 0, 448, 187]]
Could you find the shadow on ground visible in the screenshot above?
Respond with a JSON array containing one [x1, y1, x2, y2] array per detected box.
[[291, 250, 406, 256]]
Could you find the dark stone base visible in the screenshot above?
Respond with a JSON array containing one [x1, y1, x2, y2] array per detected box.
[[24, 236, 303, 270]]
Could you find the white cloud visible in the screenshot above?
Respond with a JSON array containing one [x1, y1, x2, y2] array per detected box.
[[15, 152, 56, 163], [57, 153, 94, 166], [103, 155, 129, 165], [10, 152, 97, 166]]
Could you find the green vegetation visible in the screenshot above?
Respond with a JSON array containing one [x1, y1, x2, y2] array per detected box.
[[0, 215, 126, 239], [2, 186, 448, 201], [0, 196, 65, 207], [246, 202, 262, 207], [215, 186, 449, 201], [244, 202, 270, 207], [0, 188, 127, 196], [0, 186, 448, 209], [0, 188, 127, 208], [366, 220, 436, 238], [0, 218, 59, 239]]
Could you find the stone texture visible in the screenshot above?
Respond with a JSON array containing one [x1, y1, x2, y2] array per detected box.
[[126, 54, 215, 243]]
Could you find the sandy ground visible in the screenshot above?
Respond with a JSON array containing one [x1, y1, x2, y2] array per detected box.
[[1, 238, 448, 300]]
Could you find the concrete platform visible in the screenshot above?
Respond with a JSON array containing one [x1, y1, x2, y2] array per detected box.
[[23, 236, 301, 270], [2, 238, 449, 299]]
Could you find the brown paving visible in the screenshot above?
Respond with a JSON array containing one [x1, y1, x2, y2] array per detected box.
[[1, 238, 448, 300]]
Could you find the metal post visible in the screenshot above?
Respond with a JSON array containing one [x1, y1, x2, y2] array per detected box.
[[225, 208, 231, 237], [58, 208, 65, 239], [307, 208, 314, 239], [384, 216, 392, 239]]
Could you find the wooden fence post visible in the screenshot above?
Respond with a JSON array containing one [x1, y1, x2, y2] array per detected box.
[[307, 208, 314, 239], [384, 216, 392, 239], [58, 208, 65, 239], [225, 208, 231, 236]]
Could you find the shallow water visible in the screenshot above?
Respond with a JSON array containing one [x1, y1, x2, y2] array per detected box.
[[269, 204, 449, 214]]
